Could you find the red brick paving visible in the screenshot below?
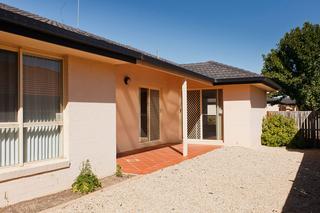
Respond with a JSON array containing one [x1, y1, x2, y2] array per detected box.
[[117, 143, 221, 174]]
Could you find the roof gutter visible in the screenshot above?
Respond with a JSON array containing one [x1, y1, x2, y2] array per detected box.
[[0, 7, 216, 84], [140, 55, 215, 84], [0, 6, 216, 85], [0, 7, 138, 63], [213, 76, 281, 90], [0, 4, 281, 91]]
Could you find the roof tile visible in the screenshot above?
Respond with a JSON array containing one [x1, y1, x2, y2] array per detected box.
[[0, 3, 280, 90], [181, 61, 260, 80]]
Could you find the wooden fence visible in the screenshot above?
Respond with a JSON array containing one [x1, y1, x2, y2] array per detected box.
[[267, 111, 320, 146]]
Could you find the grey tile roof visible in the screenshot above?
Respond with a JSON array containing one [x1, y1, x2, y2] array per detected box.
[[0, 3, 280, 89], [1, 3, 220, 81], [0, 3, 178, 65], [181, 61, 261, 80]]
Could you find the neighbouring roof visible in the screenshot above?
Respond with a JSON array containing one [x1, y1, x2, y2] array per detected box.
[[0, 3, 280, 90], [267, 96, 297, 105]]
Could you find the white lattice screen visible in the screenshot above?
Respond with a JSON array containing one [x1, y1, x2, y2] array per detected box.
[[187, 90, 201, 139]]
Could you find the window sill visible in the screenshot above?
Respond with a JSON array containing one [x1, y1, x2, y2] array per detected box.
[[0, 159, 70, 183]]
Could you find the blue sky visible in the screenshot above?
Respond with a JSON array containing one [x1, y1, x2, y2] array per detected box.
[[1, 0, 319, 73]]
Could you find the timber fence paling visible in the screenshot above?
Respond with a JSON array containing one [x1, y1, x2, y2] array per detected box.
[[267, 111, 320, 145]]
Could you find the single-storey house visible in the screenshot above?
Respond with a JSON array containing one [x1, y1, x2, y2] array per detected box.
[[0, 3, 279, 207]]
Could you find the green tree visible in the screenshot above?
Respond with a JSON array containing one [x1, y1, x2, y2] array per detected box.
[[262, 22, 320, 110]]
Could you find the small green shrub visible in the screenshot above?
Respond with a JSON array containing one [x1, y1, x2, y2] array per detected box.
[[261, 114, 298, 147], [115, 164, 123, 177], [72, 160, 102, 194]]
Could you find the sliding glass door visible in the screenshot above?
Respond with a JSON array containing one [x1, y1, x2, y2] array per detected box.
[[187, 89, 223, 141], [202, 90, 223, 140], [202, 90, 217, 139], [139, 88, 160, 142]]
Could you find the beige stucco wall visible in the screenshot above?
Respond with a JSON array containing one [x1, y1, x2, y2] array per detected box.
[[250, 85, 267, 147], [0, 56, 117, 207], [223, 84, 266, 147], [115, 64, 182, 153], [223, 85, 252, 146]]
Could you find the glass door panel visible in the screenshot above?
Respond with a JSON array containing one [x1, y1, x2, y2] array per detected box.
[[139, 88, 160, 142], [139, 88, 149, 141], [150, 89, 160, 141], [202, 90, 217, 140]]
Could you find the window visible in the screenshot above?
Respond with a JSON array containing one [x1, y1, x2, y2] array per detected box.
[[23, 55, 63, 163], [139, 88, 160, 142], [0, 48, 63, 168], [0, 49, 18, 167], [0, 49, 18, 122]]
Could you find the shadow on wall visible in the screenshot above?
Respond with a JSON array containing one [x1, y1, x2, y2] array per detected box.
[[282, 148, 320, 212], [67, 61, 116, 104], [116, 85, 139, 153], [250, 86, 266, 109]]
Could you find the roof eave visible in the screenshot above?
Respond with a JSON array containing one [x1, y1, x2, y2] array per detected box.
[[213, 77, 281, 90], [0, 7, 138, 63], [140, 55, 215, 84], [0, 4, 281, 90], [0, 6, 216, 84]]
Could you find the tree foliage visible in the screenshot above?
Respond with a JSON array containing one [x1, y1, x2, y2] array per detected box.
[[262, 22, 320, 110]]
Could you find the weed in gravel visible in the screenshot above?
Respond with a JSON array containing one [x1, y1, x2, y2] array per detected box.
[[72, 160, 102, 194]]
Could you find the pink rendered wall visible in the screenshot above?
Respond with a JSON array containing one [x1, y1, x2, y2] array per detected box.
[[116, 73, 268, 152], [115, 64, 182, 153]]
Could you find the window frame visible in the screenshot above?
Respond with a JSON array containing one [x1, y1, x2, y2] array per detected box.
[[0, 45, 65, 168], [138, 87, 161, 143]]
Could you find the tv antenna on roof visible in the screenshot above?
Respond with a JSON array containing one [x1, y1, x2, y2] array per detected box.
[[77, 0, 80, 28]]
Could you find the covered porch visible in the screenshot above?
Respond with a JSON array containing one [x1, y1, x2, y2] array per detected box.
[[115, 61, 224, 157], [182, 80, 224, 156], [117, 143, 221, 174]]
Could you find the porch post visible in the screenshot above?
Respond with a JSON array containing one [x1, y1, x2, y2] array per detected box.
[[182, 80, 188, 156]]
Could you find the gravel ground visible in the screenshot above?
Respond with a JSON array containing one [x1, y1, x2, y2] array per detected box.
[[43, 146, 320, 213]]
